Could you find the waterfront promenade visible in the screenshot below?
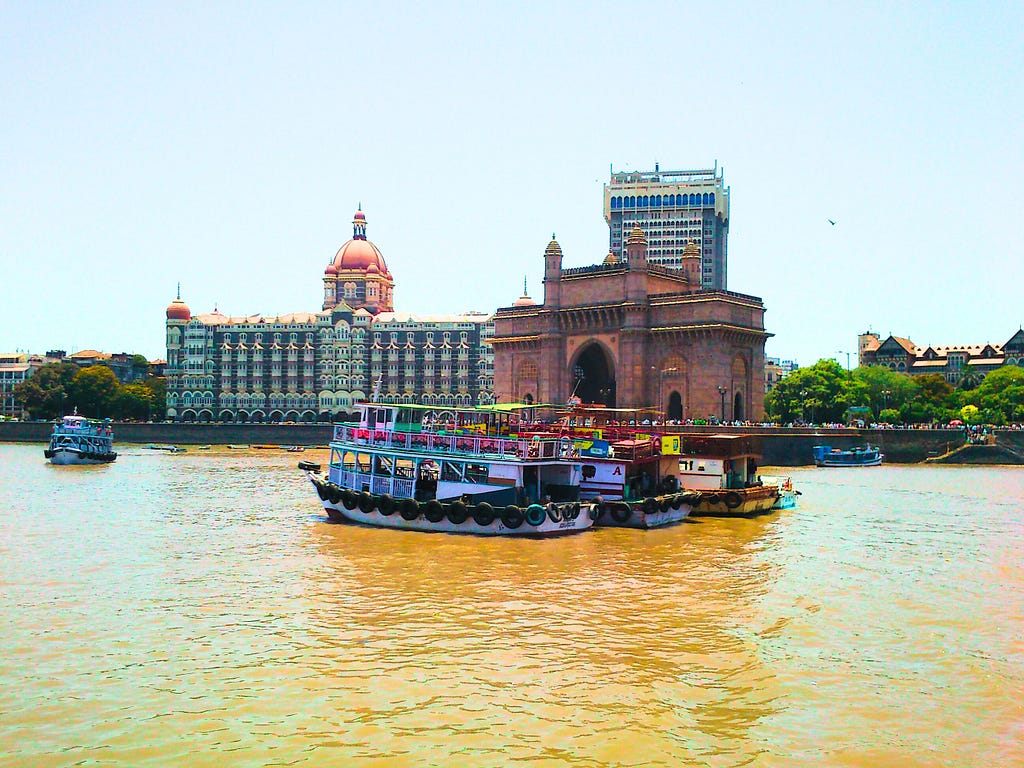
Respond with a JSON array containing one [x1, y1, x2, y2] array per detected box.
[[4, 421, 1022, 465]]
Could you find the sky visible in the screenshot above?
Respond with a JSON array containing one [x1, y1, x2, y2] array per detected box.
[[2, 1, 1022, 365]]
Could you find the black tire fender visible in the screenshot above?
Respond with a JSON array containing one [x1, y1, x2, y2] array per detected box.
[[377, 494, 397, 516], [399, 498, 420, 520], [501, 505, 525, 529], [546, 503, 562, 523], [724, 491, 742, 509], [424, 499, 445, 523], [447, 500, 469, 524], [473, 502, 496, 527], [341, 488, 359, 510], [358, 492, 375, 514], [610, 503, 631, 523]]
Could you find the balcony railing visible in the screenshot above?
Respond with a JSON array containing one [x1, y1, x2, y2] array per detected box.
[[330, 468, 415, 498], [331, 425, 569, 461]]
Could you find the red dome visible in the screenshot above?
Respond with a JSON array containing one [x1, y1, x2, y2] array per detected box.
[[354, 210, 366, 221], [329, 237, 388, 273], [166, 298, 191, 321]]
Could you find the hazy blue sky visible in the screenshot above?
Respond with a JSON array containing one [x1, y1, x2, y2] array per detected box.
[[2, 1, 1021, 365]]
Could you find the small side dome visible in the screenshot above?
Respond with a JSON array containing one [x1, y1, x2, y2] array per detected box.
[[603, 250, 619, 265], [513, 293, 536, 307], [682, 241, 700, 258], [512, 277, 535, 307], [544, 233, 562, 257], [627, 225, 647, 246], [367, 262, 379, 274], [324, 263, 338, 276], [166, 287, 190, 321]]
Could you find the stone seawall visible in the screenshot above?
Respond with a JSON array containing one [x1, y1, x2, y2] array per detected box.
[[1, 421, 995, 465], [7, 421, 1023, 465], [0, 422, 334, 447]]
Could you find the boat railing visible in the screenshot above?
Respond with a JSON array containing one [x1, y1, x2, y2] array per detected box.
[[336, 469, 415, 498], [54, 424, 112, 438], [332, 424, 569, 461]]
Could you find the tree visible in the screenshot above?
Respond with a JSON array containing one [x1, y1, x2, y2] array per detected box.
[[12, 361, 79, 419], [851, 365, 921, 420], [143, 378, 167, 421], [765, 359, 854, 424], [68, 365, 120, 418], [960, 404, 981, 424], [964, 365, 1024, 425], [116, 382, 155, 421]]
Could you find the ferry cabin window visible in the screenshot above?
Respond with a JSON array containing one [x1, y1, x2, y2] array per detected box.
[[374, 455, 394, 476], [356, 453, 372, 474], [395, 459, 415, 479], [441, 461, 465, 482], [465, 463, 489, 483], [342, 451, 358, 472]]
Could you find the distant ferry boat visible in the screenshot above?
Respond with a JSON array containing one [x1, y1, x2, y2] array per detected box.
[[813, 444, 883, 467], [45, 414, 117, 465]]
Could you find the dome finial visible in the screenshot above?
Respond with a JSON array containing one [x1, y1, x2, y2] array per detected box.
[[523, 275, 527, 294], [176, 281, 181, 300]]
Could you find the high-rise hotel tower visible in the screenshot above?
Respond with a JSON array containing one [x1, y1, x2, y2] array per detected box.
[[604, 163, 730, 290]]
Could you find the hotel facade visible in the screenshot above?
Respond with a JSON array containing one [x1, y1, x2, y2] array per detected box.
[[164, 209, 494, 423]]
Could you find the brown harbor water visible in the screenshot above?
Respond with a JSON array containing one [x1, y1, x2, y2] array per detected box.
[[1, 442, 1023, 767]]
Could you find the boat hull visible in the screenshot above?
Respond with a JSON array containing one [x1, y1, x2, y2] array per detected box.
[[772, 491, 798, 510], [46, 448, 117, 465], [690, 485, 780, 517], [816, 456, 883, 467], [592, 493, 698, 529], [308, 474, 592, 536]]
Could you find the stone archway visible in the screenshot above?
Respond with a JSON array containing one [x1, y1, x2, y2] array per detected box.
[[570, 342, 616, 407], [733, 392, 744, 422], [667, 391, 683, 421]]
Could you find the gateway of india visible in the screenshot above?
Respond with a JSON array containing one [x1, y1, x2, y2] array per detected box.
[[492, 227, 770, 422]]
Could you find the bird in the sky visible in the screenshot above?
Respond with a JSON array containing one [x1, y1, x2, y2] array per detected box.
[[828, 219, 837, 226]]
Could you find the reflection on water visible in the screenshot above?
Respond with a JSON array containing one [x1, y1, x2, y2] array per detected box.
[[1, 444, 1022, 766]]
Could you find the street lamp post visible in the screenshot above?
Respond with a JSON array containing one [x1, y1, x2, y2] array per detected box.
[[717, 385, 728, 423], [837, 350, 852, 371]]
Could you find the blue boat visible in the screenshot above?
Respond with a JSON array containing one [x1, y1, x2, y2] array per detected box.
[[813, 444, 883, 467]]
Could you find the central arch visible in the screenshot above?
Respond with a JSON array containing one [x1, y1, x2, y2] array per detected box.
[[570, 342, 616, 407]]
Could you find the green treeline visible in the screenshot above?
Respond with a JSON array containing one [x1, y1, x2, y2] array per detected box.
[[12, 362, 167, 421], [767, 360, 1024, 425]]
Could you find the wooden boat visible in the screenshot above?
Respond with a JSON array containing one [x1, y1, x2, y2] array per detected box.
[[677, 434, 780, 517]]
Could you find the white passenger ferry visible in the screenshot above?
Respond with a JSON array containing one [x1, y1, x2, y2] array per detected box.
[[45, 414, 117, 465], [301, 402, 593, 536]]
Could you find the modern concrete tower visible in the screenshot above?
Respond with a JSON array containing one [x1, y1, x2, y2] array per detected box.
[[604, 163, 730, 290]]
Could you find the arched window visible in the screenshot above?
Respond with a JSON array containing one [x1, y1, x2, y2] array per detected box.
[[709, 193, 715, 204]]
